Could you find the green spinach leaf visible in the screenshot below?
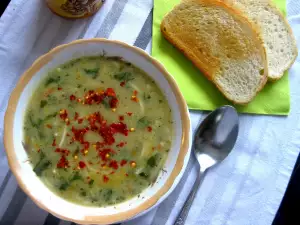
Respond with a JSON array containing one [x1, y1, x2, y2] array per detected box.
[[45, 76, 60, 87], [137, 117, 150, 129], [40, 100, 48, 108], [113, 72, 134, 82], [84, 68, 99, 79], [33, 151, 51, 176]]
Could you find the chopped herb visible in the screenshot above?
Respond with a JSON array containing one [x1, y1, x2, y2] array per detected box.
[[102, 96, 110, 108], [77, 84, 82, 88], [147, 154, 160, 168], [40, 100, 48, 108], [143, 93, 151, 101], [113, 72, 134, 82], [80, 191, 87, 197], [44, 112, 57, 121], [59, 181, 70, 191], [103, 189, 113, 202], [33, 151, 51, 176], [159, 100, 163, 104], [89, 179, 94, 186], [59, 172, 82, 191], [70, 172, 82, 182], [45, 76, 60, 87], [84, 68, 99, 79], [137, 117, 150, 129], [139, 172, 149, 178]]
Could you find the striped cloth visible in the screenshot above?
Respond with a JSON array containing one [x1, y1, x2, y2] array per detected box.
[[0, 0, 300, 225]]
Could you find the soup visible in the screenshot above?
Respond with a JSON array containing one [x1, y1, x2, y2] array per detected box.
[[23, 56, 173, 207]]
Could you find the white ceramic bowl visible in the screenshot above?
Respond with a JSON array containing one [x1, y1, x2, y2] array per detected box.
[[4, 39, 191, 225]]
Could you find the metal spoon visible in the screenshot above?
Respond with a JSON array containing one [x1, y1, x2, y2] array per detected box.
[[174, 106, 239, 225]]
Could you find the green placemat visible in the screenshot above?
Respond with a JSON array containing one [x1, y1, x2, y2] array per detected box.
[[152, 0, 290, 115]]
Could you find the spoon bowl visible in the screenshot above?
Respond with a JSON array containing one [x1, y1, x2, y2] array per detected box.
[[194, 106, 239, 171], [174, 106, 239, 225]]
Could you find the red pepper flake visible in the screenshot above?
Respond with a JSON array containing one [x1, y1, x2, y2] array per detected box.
[[106, 88, 116, 97], [52, 138, 56, 146], [125, 173, 129, 177], [78, 118, 84, 124], [126, 112, 133, 116], [37, 149, 41, 153], [120, 81, 126, 87], [66, 133, 70, 137], [78, 161, 86, 169], [117, 142, 126, 147], [120, 159, 127, 166], [147, 126, 152, 132], [57, 156, 69, 168], [133, 90, 138, 96], [110, 171, 115, 175], [59, 109, 68, 120], [101, 163, 106, 167], [55, 148, 70, 156], [46, 124, 52, 129], [58, 87, 63, 91], [103, 175, 109, 183], [109, 160, 119, 170], [70, 94, 76, 101], [98, 149, 115, 161], [119, 115, 124, 121], [110, 98, 118, 108]]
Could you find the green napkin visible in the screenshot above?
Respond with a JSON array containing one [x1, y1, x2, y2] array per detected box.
[[152, 0, 290, 115]]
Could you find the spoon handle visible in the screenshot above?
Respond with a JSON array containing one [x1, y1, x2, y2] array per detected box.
[[173, 169, 207, 225]]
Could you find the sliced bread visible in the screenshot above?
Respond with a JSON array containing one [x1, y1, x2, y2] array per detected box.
[[224, 0, 298, 80], [161, 0, 268, 104]]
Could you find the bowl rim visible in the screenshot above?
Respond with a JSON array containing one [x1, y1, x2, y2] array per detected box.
[[3, 38, 190, 224]]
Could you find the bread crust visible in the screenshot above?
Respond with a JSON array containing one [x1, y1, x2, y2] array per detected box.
[[161, 0, 268, 104]]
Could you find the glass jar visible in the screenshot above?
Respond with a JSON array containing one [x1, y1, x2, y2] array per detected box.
[[46, 0, 105, 19]]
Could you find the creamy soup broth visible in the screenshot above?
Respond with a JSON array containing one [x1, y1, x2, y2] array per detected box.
[[23, 56, 173, 206]]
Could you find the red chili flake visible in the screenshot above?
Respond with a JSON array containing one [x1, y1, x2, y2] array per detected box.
[[52, 138, 56, 147], [152, 147, 156, 150], [110, 98, 118, 108], [58, 87, 63, 91], [55, 148, 70, 156], [110, 171, 115, 175], [37, 149, 41, 153], [57, 156, 69, 168], [101, 163, 106, 167], [87, 176, 90, 180], [110, 122, 129, 136], [119, 115, 124, 121], [109, 160, 118, 170], [46, 124, 52, 129], [70, 94, 76, 101], [133, 90, 138, 96], [103, 175, 109, 183], [98, 149, 115, 161], [106, 88, 116, 97], [59, 109, 68, 120], [79, 161, 86, 169], [117, 142, 125, 147], [147, 126, 152, 132], [125, 173, 129, 177], [120, 159, 127, 166], [78, 118, 84, 124], [120, 81, 126, 87], [126, 112, 133, 116], [74, 112, 79, 120], [66, 133, 70, 137]]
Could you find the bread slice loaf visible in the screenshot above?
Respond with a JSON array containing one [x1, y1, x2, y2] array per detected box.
[[161, 0, 268, 104], [224, 0, 298, 80]]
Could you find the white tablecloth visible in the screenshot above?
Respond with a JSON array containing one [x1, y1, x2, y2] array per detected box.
[[0, 0, 299, 224]]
